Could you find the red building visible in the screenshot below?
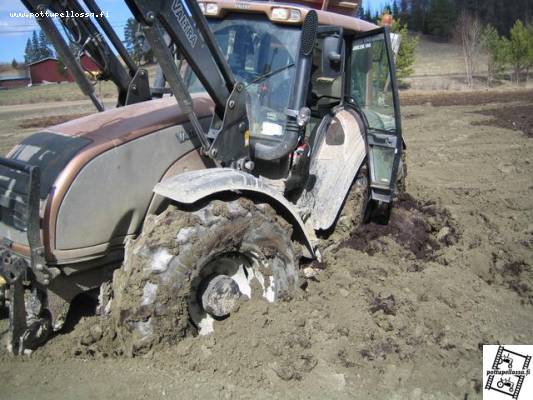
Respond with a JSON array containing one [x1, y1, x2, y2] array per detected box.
[[28, 54, 102, 85], [0, 70, 30, 89]]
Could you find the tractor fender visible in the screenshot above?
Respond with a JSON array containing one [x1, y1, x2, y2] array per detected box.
[[154, 168, 317, 259], [300, 107, 367, 231]]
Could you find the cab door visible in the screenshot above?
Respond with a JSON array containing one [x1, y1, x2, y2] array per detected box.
[[346, 27, 403, 206]]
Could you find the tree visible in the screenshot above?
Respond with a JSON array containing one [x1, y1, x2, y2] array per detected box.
[[11, 59, 19, 69], [481, 24, 507, 86], [31, 30, 41, 60], [24, 38, 34, 64], [428, 0, 457, 38], [528, 23, 533, 82], [357, 5, 365, 19], [410, 0, 431, 33], [507, 20, 532, 83], [39, 30, 54, 59], [392, 1, 400, 18], [124, 18, 146, 64], [457, 11, 483, 87], [392, 20, 420, 81]]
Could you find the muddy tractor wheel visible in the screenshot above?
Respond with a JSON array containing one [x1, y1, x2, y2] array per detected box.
[[396, 150, 408, 194], [336, 164, 369, 235], [109, 198, 298, 355], [319, 163, 369, 248]]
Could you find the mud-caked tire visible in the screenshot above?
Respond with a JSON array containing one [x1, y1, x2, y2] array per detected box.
[[396, 150, 408, 194], [319, 163, 369, 248], [109, 198, 298, 356]]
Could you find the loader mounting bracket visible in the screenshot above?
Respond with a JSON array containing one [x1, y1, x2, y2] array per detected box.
[[208, 83, 250, 168]]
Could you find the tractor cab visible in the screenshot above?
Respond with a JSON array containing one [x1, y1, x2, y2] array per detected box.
[[184, 0, 403, 203]]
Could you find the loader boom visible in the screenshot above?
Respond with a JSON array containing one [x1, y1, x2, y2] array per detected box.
[[126, 0, 251, 167], [21, 0, 152, 109]]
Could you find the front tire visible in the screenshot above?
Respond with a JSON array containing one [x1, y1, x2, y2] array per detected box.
[[109, 198, 298, 356]]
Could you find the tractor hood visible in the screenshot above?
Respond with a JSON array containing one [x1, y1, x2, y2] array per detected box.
[[0, 94, 214, 257]]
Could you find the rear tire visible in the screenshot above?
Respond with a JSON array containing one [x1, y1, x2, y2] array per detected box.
[[319, 163, 369, 248], [109, 198, 297, 356]]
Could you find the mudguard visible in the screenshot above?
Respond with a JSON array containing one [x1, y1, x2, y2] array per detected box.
[[154, 168, 317, 259], [299, 107, 367, 231]]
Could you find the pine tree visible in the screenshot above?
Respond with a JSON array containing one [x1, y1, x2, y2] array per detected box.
[[428, 0, 457, 38], [399, 0, 409, 23], [11, 59, 18, 69], [31, 31, 41, 61], [392, 20, 420, 81], [357, 5, 365, 19], [24, 38, 34, 64], [392, 1, 400, 18], [39, 30, 54, 59], [507, 20, 532, 83], [124, 18, 143, 63], [481, 24, 507, 86]]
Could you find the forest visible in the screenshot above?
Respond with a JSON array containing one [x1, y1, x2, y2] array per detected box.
[[359, 0, 533, 38]]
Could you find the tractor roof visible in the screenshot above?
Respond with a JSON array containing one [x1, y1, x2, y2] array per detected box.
[[200, 0, 378, 32]]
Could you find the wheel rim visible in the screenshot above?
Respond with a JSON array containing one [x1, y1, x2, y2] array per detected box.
[[188, 252, 277, 335]]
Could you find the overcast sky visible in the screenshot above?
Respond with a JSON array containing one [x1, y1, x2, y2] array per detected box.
[[0, 0, 387, 62]]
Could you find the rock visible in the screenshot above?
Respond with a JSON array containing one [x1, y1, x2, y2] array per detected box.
[[456, 377, 467, 388], [80, 324, 103, 346], [411, 387, 422, 400], [332, 373, 346, 390]]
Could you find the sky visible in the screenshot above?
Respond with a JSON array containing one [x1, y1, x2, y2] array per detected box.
[[0, 0, 388, 62]]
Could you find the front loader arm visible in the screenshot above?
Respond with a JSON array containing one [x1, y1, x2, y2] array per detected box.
[[125, 0, 234, 115], [21, 0, 151, 109], [126, 0, 250, 168]]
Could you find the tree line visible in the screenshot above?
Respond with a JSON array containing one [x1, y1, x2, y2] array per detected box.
[[24, 30, 54, 64], [362, 0, 533, 86], [359, 0, 532, 39]]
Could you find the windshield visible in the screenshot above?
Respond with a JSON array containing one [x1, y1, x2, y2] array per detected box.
[[187, 14, 301, 138]]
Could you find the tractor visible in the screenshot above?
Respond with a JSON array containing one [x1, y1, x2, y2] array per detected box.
[[0, 0, 405, 354]]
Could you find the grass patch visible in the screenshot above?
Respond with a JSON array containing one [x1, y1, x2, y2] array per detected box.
[[0, 81, 117, 106], [18, 113, 90, 129]]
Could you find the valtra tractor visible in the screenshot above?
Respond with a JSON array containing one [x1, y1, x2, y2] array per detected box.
[[0, 0, 405, 354]]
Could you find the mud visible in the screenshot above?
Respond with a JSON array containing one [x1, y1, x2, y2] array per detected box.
[[1, 90, 532, 400], [400, 89, 533, 107], [344, 193, 459, 261], [105, 199, 298, 357], [472, 104, 533, 138]]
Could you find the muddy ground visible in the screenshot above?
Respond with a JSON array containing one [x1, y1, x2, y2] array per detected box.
[[0, 90, 532, 399]]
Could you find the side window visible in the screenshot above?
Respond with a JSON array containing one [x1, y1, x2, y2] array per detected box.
[[311, 38, 343, 100], [350, 34, 396, 132]]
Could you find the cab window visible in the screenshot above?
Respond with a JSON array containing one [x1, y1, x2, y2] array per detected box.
[[350, 34, 396, 132]]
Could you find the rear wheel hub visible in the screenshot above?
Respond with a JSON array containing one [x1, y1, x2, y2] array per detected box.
[[201, 275, 241, 318]]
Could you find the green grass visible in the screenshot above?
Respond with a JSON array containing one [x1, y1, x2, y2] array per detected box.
[[0, 64, 160, 106], [0, 80, 118, 106]]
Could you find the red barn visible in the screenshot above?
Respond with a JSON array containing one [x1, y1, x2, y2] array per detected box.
[[0, 70, 30, 89], [28, 54, 102, 85], [28, 57, 74, 84]]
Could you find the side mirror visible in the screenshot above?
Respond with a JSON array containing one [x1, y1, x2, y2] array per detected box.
[[321, 34, 343, 78]]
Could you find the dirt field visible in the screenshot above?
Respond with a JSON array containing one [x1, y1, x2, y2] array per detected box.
[[0, 88, 531, 399]]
